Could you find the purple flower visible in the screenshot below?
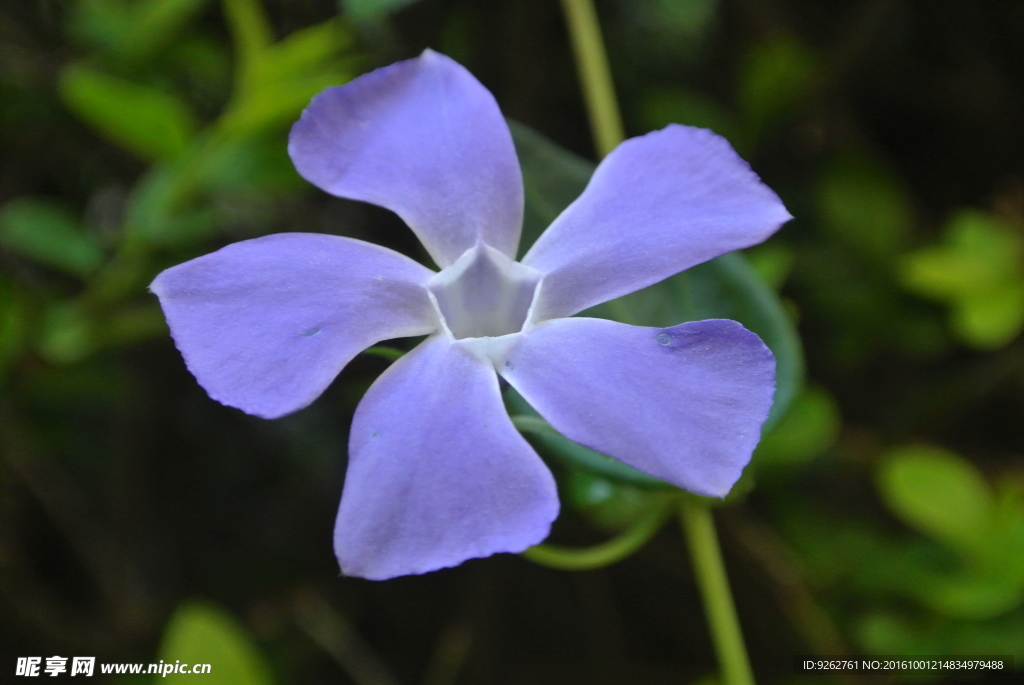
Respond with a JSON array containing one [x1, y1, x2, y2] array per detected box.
[[150, 50, 790, 580]]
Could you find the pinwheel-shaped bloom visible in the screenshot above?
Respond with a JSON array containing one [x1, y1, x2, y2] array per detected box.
[[151, 50, 790, 580]]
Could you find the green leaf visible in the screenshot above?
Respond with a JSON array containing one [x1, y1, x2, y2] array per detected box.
[[915, 572, 1024, 620], [0, 198, 104, 276], [744, 242, 795, 290], [222, 0, 273, 65], [59, 65, 197, 161], [194, 136, 302, 193], [221, 72, 351, 138], [155, 601, 273, 685], [565, 471, 678, 531], [878, 445, 995, 552], [130, 0, 215, 61], [38, 303, 96, 365], [260, 19, 352, 83], [902, 210, 1024, 349], [754, 384, 840, 470], [220, 11, 354, 138], [509, 407, 671, 489], [124, 166, 217, 246], [510, 120, 595, 255]]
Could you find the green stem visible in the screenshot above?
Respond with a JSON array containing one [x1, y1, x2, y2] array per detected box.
[[680, 498, 755, 685], [522, 501, 671, 571], [560, 4, 756, 680], [559, 0, 624, 158]]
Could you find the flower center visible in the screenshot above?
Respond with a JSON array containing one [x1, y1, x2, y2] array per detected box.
[[428, 244, 541, 340]]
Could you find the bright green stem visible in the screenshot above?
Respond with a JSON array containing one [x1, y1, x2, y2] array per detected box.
[[559, 0, 624, 158], [522, 502, 670, 571], [680, 498, 755, 685]]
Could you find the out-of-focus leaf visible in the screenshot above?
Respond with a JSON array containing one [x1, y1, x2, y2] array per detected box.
[[343, 0, 421, 21], [510, 120, 595, 254], [878, 445, 994, 552], [509, 404, 672, 489], [260, 20, 351, 84], [155, 601, 273, 685], [130, 0, 214, 59], [38, 303, 96, 365], [222, 71, 351, 138], [59, 65, 197, 161], [737, 35, 818, 140], [859, 610, 1024, 658], [222, 0, 273, 64], [565, 471, 677, 531], [70, 0, 212, 64], [0, 198, 104, 276], [902, 210, 1024, 349], [745, 243, 795, 290], [195, 136, 302, 192], [123, 164, 217, 247], [221, 3, 354, 138], [754, 385, 840, 470], [36, 301, 167, 365], [916, 572, 1024, 620], [818, 153, 912, 259], [994, 482, 1024, 573], [954, 288, 1024, 349]]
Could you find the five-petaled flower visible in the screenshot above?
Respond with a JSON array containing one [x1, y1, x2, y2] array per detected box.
[[150, 50, 791, 580]]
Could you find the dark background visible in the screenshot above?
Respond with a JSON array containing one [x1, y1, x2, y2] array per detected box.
[[2, 0, 1024, 683]]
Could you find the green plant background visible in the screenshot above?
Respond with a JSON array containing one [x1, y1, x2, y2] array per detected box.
[[2, 1, 1023, 683]]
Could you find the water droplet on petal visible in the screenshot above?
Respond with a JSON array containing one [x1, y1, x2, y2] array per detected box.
[[655, 333, 671, 346], [504, 360, 514, 370], [302, 327, 322, 338]]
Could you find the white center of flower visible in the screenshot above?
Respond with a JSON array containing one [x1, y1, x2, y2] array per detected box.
[[428, 244, 541, 341]]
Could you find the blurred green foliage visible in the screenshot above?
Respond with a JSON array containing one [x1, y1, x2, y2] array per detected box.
[[3, 0, 1024, 682], [156, 602, 274, 684], [902, 210, 1024, 349], [879, 445, 1024, 620], [0, 198, 104, 276]]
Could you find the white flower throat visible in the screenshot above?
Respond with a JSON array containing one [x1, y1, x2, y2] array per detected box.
[[428, 244, 542, 340]]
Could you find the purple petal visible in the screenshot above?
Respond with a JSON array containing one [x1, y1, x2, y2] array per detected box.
[[522, 125, 792, 320], [498, 318, 775, 497], [150, 233, 436, 419], [289, 50, 524, 268], [335, 336, 558, 580]]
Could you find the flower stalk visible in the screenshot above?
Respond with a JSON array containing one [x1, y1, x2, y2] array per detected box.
[[560, 2, 757, 684], [559, 0, 624, 158], [680, 498, 755, 685], [521, 499, 672, 571]]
